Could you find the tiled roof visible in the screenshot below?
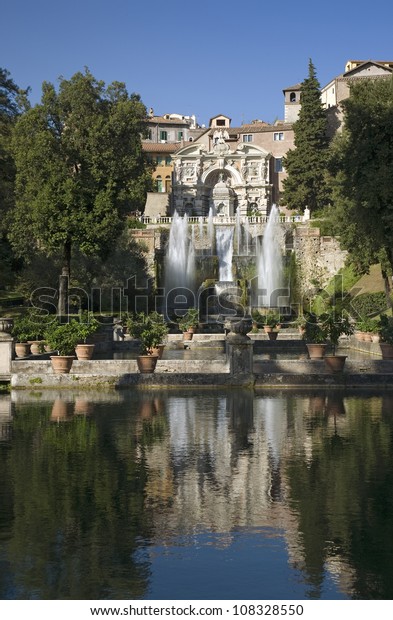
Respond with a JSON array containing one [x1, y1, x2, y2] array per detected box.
[[142, 142, 181, 153], [146, 116, 190, 126], [208, 123, 293, 136], [283, 83, 301, 91]]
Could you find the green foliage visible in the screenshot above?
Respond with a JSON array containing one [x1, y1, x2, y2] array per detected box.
[[304, 312, 326, 344], [0, 68, 30, 289], [44, 322, 80, 355], [350, 292, 388, 319], [356, 316, 380, 334], [9, 69, 151, 310], [177, 308, 199, 332], [328, 77, 393, 301], [282, 60, 331, 213], [319, 308, 354, 352], [379, 315, 393, 344], [126, 312, 168, 355], [71, 311, 100, 343], [12, 308, 55, 341]]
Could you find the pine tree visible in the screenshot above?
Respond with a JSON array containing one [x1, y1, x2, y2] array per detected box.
[[282, 59, 330, 213]]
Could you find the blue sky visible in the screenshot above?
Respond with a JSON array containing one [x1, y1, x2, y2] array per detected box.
[[2, 0, 393, 127]]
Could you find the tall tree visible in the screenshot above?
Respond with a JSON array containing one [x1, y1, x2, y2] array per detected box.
[[0, 68, 29, 286], [10, 69, 151, 313], [282, 59, 330, 213], [329, 76, 393, 305]]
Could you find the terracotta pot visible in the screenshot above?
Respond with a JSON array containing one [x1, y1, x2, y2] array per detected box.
[[136, 354, 158, 373], [50, 355, 75, 374], [268, 331, 278, 340], [306, 343, 327, 359], [29, 341, 43, 355], [263, 325, 272, 333], [324, 355, 347, 373], [364, 333, 372, 342], [371, 334, 380, 343], [183, 331, 193, 341], [380, 343, 393, 359], [75, 343, 95, 360], [14, 342, 31, 358], [187, 326, 196, 334]]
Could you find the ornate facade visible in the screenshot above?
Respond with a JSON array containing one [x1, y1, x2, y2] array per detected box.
[[171, 130, 272, 217]]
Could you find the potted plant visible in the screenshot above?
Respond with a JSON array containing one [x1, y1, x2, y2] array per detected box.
[[378, 315, 393, 359], [321, 308, 354, 372], [128, 313, 168, 373], [44, 322, 80, 374], [72, 312, 100, 360], [304, 313, 327, 359], [12, 310, 55, 356], [12, 316, 34, 358], [178, 308, 199, 341], [293, 314, 307, 337]]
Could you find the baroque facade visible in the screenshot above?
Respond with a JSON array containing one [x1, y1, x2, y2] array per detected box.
[[171, 129, 272, 217]]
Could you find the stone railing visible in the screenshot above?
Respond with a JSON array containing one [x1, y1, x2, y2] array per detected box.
[[141, 214, 306, 225]]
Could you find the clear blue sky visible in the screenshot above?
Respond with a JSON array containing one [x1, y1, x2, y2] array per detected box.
[[2, 0, 393, 127]]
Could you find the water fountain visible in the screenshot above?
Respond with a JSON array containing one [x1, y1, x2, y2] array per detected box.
[[256, 204, 284, 308], [165, 211, 195, 294]]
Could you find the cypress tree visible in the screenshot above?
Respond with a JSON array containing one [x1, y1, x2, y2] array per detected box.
[[282, 59, 330, 213]]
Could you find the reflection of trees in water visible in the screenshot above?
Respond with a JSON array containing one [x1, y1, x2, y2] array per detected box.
[[286, 391, 393, 599], [2, 390, 393, 599], [0, 397, 154, 599]]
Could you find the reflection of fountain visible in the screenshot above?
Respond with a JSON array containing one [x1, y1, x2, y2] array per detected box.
[[165, 211, 195, 292], [257, 204, 283, 307]]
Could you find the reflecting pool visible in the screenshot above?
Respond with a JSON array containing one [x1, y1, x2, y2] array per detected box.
[[1, 388, 393, 600]]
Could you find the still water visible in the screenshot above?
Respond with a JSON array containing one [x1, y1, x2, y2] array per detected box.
[[1, 388, 393, 600]]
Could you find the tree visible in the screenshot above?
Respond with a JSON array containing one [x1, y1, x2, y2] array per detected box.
[[282, 59, 330, 213], [10, 69, 152, 313], [0, 68, 29, 287], [328, 76, 393, 305]]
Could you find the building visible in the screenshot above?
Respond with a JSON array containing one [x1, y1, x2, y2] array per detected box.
[[321, 60, 393, 135], [170, 116, 294, 216], [142, 110, 202, 192]]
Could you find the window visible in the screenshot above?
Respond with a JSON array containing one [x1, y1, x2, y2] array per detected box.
[[165, 156, 172, 165], [146, 129, 152, 140], [160, 130, 167, 141], [177, 131, 183, 140], [156, 156, 164, 165], [243, 134, 253, 142], [216, 119, 226, 126], [274, 158, 283, 173], [156, 176, 163, 192], [165, 176, 171, 192], [274, 132, 284, 141], [290, 92, 296, 102]]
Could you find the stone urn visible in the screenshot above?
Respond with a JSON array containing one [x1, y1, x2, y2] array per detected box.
[[224, 317, 253, 339], [0, 318, 14, 336]]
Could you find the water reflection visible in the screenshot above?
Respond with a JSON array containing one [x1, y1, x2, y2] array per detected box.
[[0, 389, 393, 599]]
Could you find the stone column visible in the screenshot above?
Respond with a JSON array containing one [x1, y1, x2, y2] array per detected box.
[[0, 318, 14, 375]]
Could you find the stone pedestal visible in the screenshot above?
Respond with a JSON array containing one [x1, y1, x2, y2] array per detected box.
[[226, 318, 254, 382], [0, 318, 14, 375]]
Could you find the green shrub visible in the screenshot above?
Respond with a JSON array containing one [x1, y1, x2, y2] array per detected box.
[[350, 292, 388, 319]]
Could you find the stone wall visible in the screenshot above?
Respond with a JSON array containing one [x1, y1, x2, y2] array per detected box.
[[293, 225, 347, 297]]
